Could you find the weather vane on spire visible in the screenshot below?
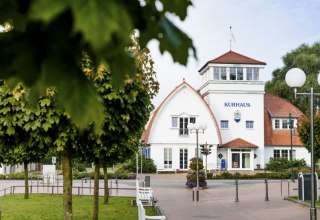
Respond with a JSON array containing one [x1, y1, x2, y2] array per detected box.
[[229, 26, 236, 51]]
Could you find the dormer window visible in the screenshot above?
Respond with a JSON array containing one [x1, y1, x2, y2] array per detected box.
[[213, 67, 227, 80], [230, 67, 243, 80], [273, 118, 297, 130], [247, 67, 259, 81]]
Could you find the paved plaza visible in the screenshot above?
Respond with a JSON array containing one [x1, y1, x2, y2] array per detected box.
[[1, 174, 319, 219], [146, 173, 316, 220]]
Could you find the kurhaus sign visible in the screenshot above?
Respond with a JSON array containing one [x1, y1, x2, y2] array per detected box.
[[224, 102, 251, 107]]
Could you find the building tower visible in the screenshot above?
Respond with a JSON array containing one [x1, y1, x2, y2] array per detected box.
[[198, 51, 266, 170]]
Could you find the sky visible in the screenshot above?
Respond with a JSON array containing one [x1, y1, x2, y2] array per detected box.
[[147, 0, 320, 106]]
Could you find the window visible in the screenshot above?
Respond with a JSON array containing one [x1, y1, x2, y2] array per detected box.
[[145, 147, 151, 159], [230, 68, 236, 80], [230, 67, 243, 80], [179, 118, 188, 135], [253, 68, 259, 80], [231, 149, 251, 169], [180, 149, 188, 169], [213, 67, 227, 80], [273, 149, 296, 160], [246, 121, 254, 129], [214, 67, 219, 80], [178, 117, 196, 135], [172, 117, 178, 128], [164, 148, 172, 169], [274, 150, 280, 158], [246, 68, 259, 81], [273, 118, 297, 130], [281, 150, 288, 158], [282, 119, 288, 129], [221, 120, 229, 129]]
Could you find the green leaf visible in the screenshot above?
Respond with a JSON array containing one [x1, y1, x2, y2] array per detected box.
[[40, 56, 104, 131], [70, 0, 132, 52], [42, 122, 52, 132], [160, 0, 192, 20], [6, 126, 15, 135], [29, 0, 69, 22], [39, 98, 51, 107]]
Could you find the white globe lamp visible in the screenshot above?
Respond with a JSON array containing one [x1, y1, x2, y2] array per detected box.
[[285, 68, 306, 88]]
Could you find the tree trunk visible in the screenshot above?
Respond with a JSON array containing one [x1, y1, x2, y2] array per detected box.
[[62, 151, 73, 220], [24, 162, 29, 199], [93, 163, 100, 220], [103, 165, 109, 204]]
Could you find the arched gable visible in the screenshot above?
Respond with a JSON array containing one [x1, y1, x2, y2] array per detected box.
[[144, 80, 222, 144]]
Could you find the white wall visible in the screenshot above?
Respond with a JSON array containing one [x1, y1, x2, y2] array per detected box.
[[149, 85, 220, 146], [151, 143, 219, 170], [148, 84, 221, 170]]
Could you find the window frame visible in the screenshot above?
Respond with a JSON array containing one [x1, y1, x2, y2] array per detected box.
[[220, 120, 229, 129], [246, 120, 254, 129]]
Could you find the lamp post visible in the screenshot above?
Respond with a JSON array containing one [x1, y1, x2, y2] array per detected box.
[[288, 113, 294, 182], [188, 122, 207, 202], [285, 68, 320, 220]]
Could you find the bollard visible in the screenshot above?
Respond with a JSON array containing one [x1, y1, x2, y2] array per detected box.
[[280, 180, 282, 197], [192, 188, 194, 201], [235, 179, 239, 202], [265, 178, 269, 201], [196, 188, 199, 201], [192, 188, 199, 202]]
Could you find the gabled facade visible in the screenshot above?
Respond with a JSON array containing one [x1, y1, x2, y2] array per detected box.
[[144, 50, 310, 171], [264, 94, 309, 164], [143, 81, 221, 171]]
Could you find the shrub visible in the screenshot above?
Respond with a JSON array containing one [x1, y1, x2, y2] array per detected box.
[[265, 158, 309, 172], [186, 157, 207, 188], [265, 158, 290, 171], [120, 156, 157, 173]]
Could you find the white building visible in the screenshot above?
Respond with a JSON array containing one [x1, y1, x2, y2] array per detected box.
[[143, 50, 310, 172]]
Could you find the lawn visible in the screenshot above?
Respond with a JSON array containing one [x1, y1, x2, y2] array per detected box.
[[0, 194, 153, 220]]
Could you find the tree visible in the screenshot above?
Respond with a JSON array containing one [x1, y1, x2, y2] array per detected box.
[[265, 42, 320, 114], [0, 83, 56, 199], [298, 114, 320, 160], [76, 36, 158, 219], [0, 0, 195, 130]]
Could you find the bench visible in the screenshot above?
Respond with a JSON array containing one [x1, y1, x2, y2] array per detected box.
[[137, 200, 166, 220], [156, 168, 177, 174], [136, 180, 153, 206]]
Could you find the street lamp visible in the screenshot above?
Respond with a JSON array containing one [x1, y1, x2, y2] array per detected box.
[[188, 122, 207, 202], [288, 113, 295, 183], [285, 68, 320, 220]]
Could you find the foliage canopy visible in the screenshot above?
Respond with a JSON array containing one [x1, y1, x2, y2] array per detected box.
[[0, 0, 195, 130]]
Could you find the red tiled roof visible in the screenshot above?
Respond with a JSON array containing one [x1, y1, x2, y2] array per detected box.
[[199, 50, 266, 72], [219, 138, 258, 149], [264, 94, 304, 146]]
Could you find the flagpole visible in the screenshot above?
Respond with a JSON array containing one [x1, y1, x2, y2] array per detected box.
[[230, 26, 232, 51]]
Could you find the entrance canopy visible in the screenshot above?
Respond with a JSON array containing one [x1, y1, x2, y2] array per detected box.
[[219, 138, 258, 149]]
